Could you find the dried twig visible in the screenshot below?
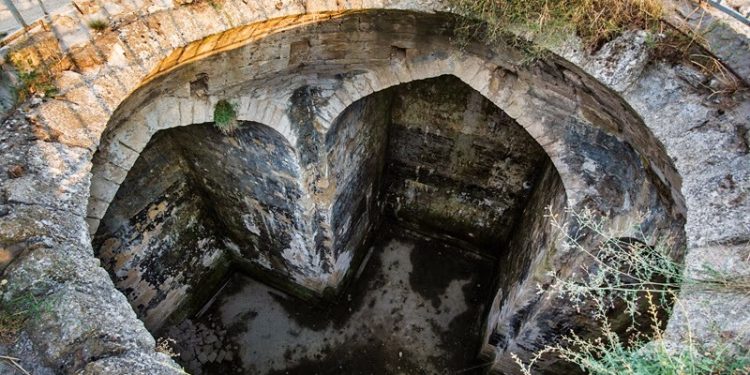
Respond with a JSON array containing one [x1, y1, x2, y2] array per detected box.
[[0, 355, 31, 375]]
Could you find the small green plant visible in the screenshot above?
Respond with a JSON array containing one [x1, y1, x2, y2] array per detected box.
[[512, 208, 750, 375], [16, 69, 58, 101], [213, 99, 237, 134], [208, 0, 222, 11], [0, 280, 54, 344], [87, 19, 109, 32]]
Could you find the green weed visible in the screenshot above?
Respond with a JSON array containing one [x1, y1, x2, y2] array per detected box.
[[512, 208, 750, 375], [213, 99, 238, 134], [87, 19, 109, 32]]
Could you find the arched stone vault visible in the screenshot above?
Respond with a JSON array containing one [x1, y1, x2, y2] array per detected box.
[[91, 11, 686, 224], [84, 10, 686, 373], [0, 1, 748, 374]]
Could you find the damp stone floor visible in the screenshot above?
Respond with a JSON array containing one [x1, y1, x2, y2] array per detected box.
[[166, 226, 496, 375]]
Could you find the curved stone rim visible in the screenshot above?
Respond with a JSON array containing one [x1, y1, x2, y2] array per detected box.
[[0, 0, 747, 373]]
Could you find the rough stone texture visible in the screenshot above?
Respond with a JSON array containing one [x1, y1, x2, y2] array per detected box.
[[325, 91, 393, 287], [480, 163, 567, 365], [167, 123, 324, 291], [93, 129, 231, 333], [0, 1, 747, 374], [664, 0, 750, 85], [384, 76, 548, 253], [166, 228, 495, 374], [0, 110, 181, 373]]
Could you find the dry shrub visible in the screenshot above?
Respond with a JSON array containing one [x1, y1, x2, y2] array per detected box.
[[449, 0, 663, 51]]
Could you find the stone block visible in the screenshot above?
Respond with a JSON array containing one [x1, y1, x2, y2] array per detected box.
[[333, 89, 354, 110], [269, 106, 285, 128], [87, 197, 111, 219], [115, 122, 152, 152], [368, 66, 400, 91], [405, 59, 437, 82], [178, 98, 195, 126], [276, 116, 296, 145], [86, 217, 100, 236], [347, 75, 375, 98], [104, 140, 140, 171], [392, 61, 413, 84], [89, 175, 121, 204], [192, 99, 212, 124], [317, 95, 346, 126], [156, 97, 181, 130], [453, 56, 485, 85], [35, 99, 100, 150], [93, 161, 129, 184]]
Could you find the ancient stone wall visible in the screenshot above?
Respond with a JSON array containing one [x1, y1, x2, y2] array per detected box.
[[384, 76, 549, 253], [168, 123, 318, 291], [325, 91, 393, 287], [0, 1, 747, 373], [94, 130, 230, 333], [481, 163, 568, 371]]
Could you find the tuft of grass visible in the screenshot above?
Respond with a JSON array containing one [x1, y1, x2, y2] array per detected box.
[[448, 0, 664, 52], [213, 99, 237, 134], [0, 280, 53, 344], [448, 0, 746, 100], [208, 0, 222, 11], [15, 69, 57, 102], [87, 19, 109, 32], [512, 208, 750, 375]]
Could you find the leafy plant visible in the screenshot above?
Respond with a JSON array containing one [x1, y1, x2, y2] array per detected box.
[[512, 208, 750, 375], [213, 99, 238, 134], [16, 69, 57, 101]]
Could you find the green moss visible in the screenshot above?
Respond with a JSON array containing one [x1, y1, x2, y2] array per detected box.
[[12, 69, 57, 102]]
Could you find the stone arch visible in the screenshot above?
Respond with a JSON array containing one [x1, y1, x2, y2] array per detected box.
[[9, 2, 743, 373], [84, 9, 685, 223], [318, 66, 684, 372], [81, 9, 688, 373], [87, 96, 294, 235], [92, 119, 317, 332], [318, 53, 684, 216]]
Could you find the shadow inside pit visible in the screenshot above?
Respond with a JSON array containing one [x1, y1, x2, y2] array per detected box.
[[165, 223, 497, 375]]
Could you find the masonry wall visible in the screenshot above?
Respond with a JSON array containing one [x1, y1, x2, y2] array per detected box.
[[94, 133, 230, 332], [167, 122, 316, 283], [480, 163, 566, 359], [325, 91, 393, 287], [383, 76, 549, 254]]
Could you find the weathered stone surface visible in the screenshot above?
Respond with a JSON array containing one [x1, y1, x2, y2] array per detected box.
[[384, 76, 548, 253], [325, 89, 392, 287], [0, 1, 746, 373], [664, 243, 750, 354], [80, 351, 184, 374], [93, 129, 231, 332]]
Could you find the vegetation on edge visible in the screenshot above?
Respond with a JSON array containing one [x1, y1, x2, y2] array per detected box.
[[513, 209, 750, 375]]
